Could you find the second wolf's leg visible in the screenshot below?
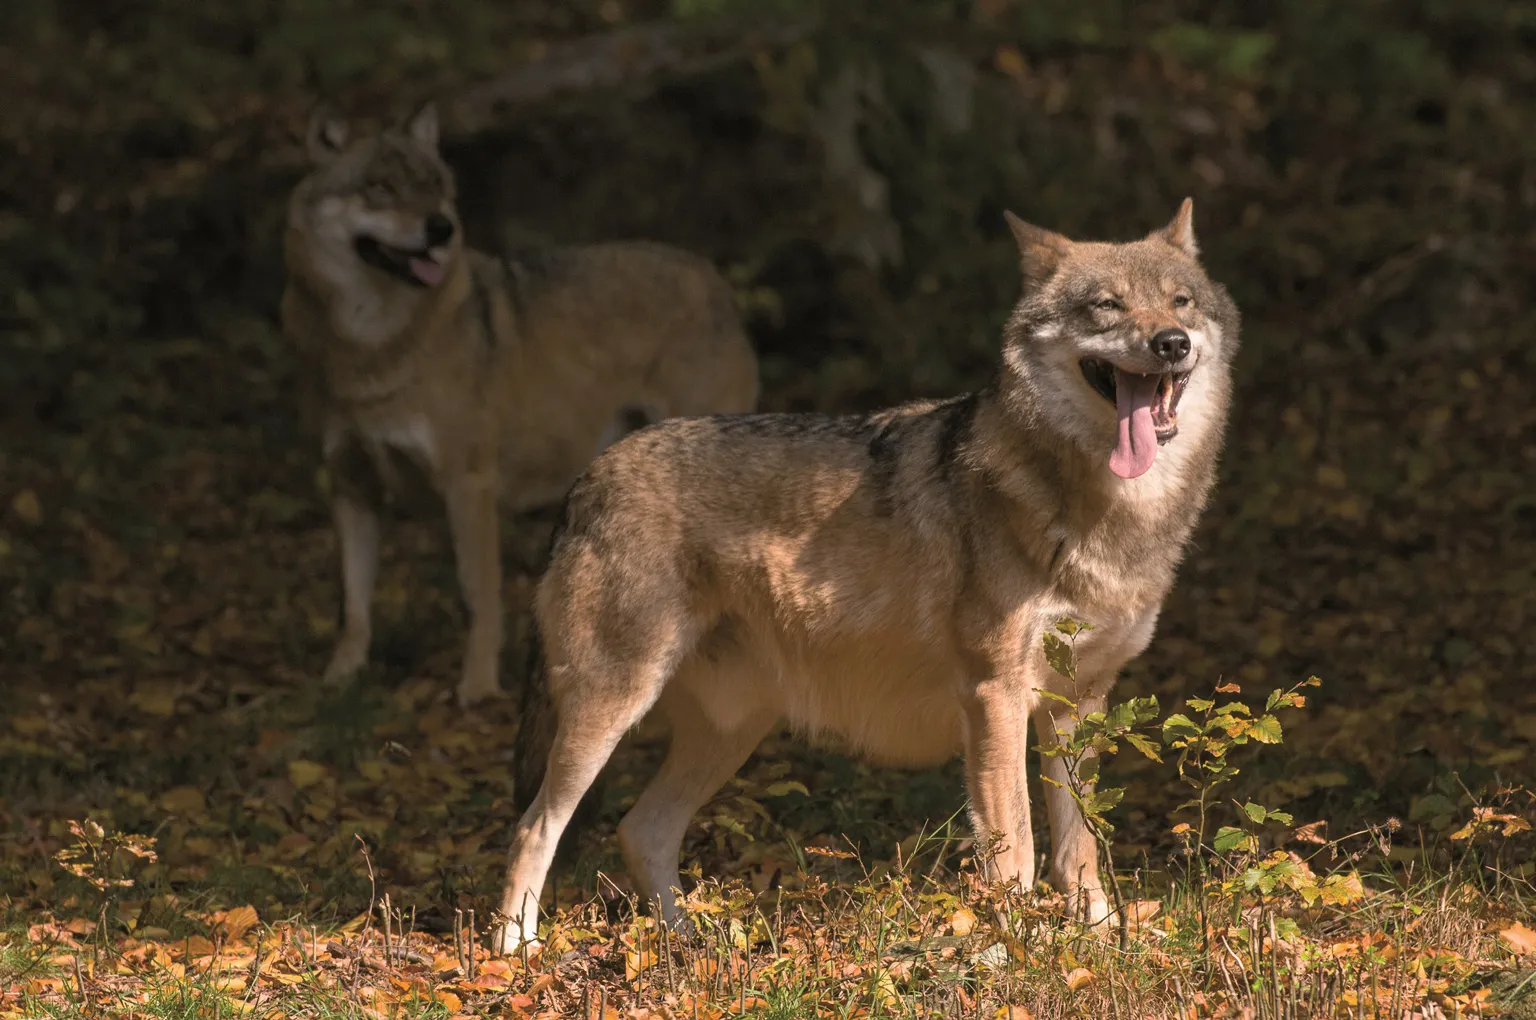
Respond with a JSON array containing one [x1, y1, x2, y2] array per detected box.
[[324, 491, 381, 684], [960, 679, 1037, 894], [444, 473, 504, 707], [617, 685, 774, 926], [1033, 696, 1111, 925]]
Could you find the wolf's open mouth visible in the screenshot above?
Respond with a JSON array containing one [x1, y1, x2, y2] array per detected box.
[[354, 236, 445, 287], [1080, 358, 1190, 443]]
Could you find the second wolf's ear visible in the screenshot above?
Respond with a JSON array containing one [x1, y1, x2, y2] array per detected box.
[[404, 102, 440, 152], [306, 106, 349, 164], [1153, 197, 1198, 257], [1004, 210, 1071, 289]]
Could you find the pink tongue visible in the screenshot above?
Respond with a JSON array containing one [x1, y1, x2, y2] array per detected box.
[[409, 257, 445, 287], [1108, 369, 1160, 479]]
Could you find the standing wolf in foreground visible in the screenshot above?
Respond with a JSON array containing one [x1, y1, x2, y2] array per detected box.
[[494, 200, 1237, 949], [282, 103, 759, 707]]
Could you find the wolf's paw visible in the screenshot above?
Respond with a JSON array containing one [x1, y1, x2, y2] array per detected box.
[[323, 638, 369, 685]]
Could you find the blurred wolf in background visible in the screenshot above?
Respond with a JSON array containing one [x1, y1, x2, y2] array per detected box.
[[494, 200, 1239, 950], [281, 102, 759, 708]]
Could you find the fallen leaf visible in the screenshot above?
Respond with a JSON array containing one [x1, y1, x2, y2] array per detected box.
[[215, 905, 259, 941], [159, 786, 206, 815], [1500, 922, 1536, 957], [1063, 967, 1095, 991], [951, 906, 978, 936], [287, 760, 328, 789]]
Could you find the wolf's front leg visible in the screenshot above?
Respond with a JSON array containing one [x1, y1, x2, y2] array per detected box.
[[960, 679, 1037, 894], [1033, 695, 1112, 926], [324, 491, 381, 684], [445, 473, 504, 707]]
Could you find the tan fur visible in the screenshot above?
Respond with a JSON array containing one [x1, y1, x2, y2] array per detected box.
[[493, 201, 1239, 950], [282, 103, 758, 707]]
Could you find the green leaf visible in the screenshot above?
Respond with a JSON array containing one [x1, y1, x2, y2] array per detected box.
[[1037, 690, 1077, 709], [1162, 714, 1201, 741], [1042, 632, 1076, 681], [1185, 697, 1214, 713], [1213, 826, 1251, 853], [1076, 757, 1101, 785], [1054, 616, 1093, 636], [1125, 732, 1163, 763], [1085, 787, 1124, 814], [1214, 702, 1251, 717], [1242, 802, 1268, 824], [763, 781, 809, 798], [1250, 714, 1284, 744], [1268, 810, 1294, 826]]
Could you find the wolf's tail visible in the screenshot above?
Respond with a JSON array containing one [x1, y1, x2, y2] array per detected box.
[[513, 615, 557, 810]]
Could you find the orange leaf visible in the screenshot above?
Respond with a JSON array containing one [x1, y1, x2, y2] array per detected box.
[[216, 905, 259, 942], [1063, 967, 1095, 991], [1500, 922, 1536, 957], [434, 990, 463, 1013]]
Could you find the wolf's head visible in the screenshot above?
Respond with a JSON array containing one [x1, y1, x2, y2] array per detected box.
[[999, 201, 1239, 482], [287, 103, 461, 314]]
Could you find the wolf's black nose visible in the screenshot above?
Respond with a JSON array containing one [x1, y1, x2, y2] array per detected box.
[[1150, 328, 1191, 362], [425, 213, 455, 247]]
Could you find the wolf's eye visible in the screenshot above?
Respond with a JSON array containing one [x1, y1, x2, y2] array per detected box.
[[1093, 297, 1122, 312], [1173, 293, 1192, 308]]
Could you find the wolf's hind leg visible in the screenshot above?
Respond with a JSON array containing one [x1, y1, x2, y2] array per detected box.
[[618, 677, 775, 927], [494, 609, 697, 953], [324, 491, 380, 684], [493, 684, 653, 952]]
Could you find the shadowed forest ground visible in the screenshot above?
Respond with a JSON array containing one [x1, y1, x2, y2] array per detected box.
[[1, 1, 1534, 1016]]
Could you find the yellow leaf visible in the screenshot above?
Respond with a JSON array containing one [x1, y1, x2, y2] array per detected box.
[[287, 760, 328, 789], [626, 945, 659, 980], [10, 714, 49, 737], [176, 935, 217, 959], [433, 990, 462, 1012], [1063, 967, 1095, 991], [950, 907, 978, 936], [1500, 922, 1536, 957], [217, 905, 259, 942], [160, 786, 206, 815]]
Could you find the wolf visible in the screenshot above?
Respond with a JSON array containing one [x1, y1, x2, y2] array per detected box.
[[281, 102, 759, 708], [492, 200, 1238, 950]]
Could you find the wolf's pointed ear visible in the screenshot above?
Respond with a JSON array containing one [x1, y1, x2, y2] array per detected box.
[[306, 106, 349, 164], [404, 102, 440, 152], [1004, 210, 1071, 288], [1154, 197, 1198, 257]]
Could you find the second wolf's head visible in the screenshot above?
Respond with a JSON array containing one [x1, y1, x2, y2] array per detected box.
[[286, 103, 462, 338], [999, 200, 1240, 483]]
